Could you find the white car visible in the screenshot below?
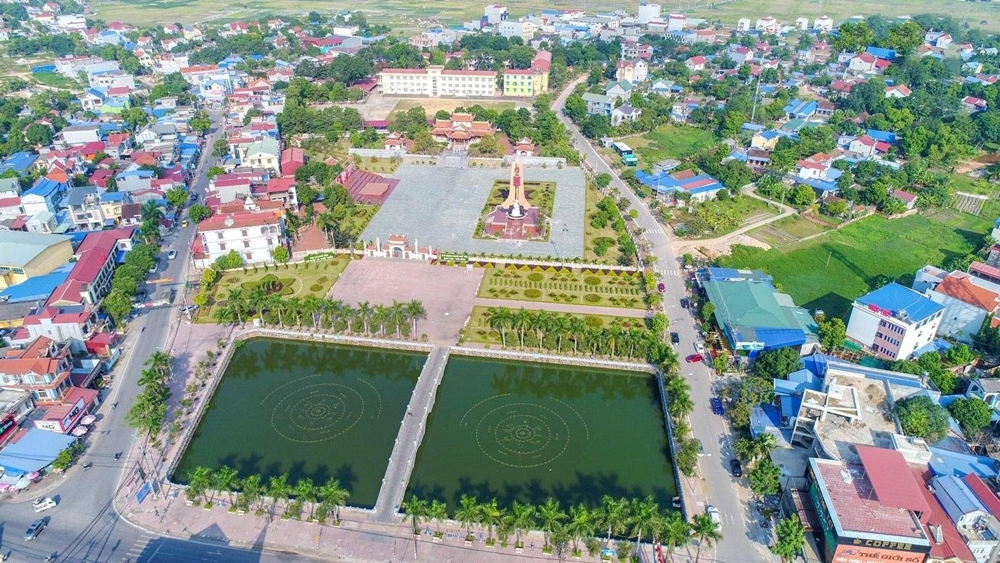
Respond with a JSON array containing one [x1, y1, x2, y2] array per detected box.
[[706, 505, 722, 531], [32, 497, 56, 512], [167, 250, 177, 260], [694, 341, 706, 354]]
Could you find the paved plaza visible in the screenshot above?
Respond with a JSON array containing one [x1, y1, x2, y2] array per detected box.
[[360, 164, 587, 259], [327, 259, 484, 344]]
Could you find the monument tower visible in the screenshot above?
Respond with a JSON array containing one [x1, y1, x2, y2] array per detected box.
[[501, 158, 531, 219]]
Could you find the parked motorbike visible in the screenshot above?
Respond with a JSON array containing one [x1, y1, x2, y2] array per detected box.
[[114, 452, 122, 461], [82, 462, 92, 470]]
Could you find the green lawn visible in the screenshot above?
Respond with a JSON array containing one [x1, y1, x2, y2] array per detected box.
[[718, 212, 991, 320], [629, 124, 716, 167], [477, 264, 647, 309], [202, 257, 351, 322], [31, 72, 79, 90], [749, 215, 831, 247], [355, 156, 401, 174]]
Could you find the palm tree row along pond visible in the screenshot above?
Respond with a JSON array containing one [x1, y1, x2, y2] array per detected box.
[[479, 306, 673, 362], [212, 287, 427, 340], [402, 493, 722, 562], [184, 467, 350, 525]]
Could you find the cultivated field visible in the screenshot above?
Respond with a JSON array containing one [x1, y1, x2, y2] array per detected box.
[[749, 214, 831, 247], [93, 0, 1000, 31], [630, 123, 716, 166], [718, 212, 991, 320]]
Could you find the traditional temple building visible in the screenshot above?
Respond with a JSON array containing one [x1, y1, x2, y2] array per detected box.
[[430, 113, 496, 149], [483, 159, 543, 239]]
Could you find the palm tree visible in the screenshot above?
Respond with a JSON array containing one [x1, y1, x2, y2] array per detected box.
[[224, 288, 246, 325], [302, 296, 323, 330], [247, 285, 267, 323], [480, 498, 503, 544], [240, 474, 263, 513], [606, 326, 622, 357], [428, 499, 448, 536], [566, 503, 595, 554], [735, 433, 777, 465], [406, 300, 426, 338], [186, 466, 212, 504], [596, 496, 629, 547], [214, 466, 239, 507], [315, 211, 338, 244], [455, 494, 479, 538], [265, 294, 284, 327], [402, 495, 428, 534], [510, 500, 536, 548], [691, 513, 723, 563], [487, 307, 511, 346], [629, 496, 659, 559], [373, 303, 389, 336], [286, 297, 303, 328], [513, 308, 531, 347], [538, 497, 567, 550], [144, 351, 172, 379], [550, 314, 568, 352], [295, 478, 317, 520], [658, 511, 691, 563], [357, 301, 373, 334], [268, 473, 292, 517], [568, 316, 587, 354], [389, 300, 406, 338], [529, 310, 551, 347], [318, 478, 349, 524]]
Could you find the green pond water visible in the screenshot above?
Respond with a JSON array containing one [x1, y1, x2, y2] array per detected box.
[[406, 356, 677, 510], [173, 338, 424, 509]]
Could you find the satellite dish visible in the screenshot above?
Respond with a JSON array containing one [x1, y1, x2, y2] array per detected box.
[[224, 216, 235, 227]]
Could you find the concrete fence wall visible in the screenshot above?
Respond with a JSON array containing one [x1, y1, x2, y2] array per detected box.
[[348, 148, 404, 159]]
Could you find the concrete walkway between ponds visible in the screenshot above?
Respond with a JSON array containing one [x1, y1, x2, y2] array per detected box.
[[472, 297, 650, 318], [372, 345, 450, 523]]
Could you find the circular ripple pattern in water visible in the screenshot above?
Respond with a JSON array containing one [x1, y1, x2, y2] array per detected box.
[[261, 374, 383, 444], [460, 395, 590, 468]]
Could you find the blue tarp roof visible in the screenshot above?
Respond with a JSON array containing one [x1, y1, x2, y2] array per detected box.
[[0, 152, 38, 175], [857, 282, 944, 323], [866, 129, 897, 143], [866, 46, 897, 60], [0, 429, 76, 476]]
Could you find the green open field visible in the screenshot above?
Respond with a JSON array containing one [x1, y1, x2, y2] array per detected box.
[[749, 214, 831, 247], [31, 72, 79, 90], [718, 211, 991, 320], [630, 124, 716, 167], [94, 0, 1000, 32], [671, 194, 777, 239]]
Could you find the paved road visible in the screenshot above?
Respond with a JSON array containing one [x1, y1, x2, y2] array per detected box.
[[1, 112, 313, 563], [373, 346, 449, 523], [551, 83, 773, 563]]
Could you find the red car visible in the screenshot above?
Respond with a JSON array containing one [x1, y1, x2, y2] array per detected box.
[[657, 282, 666, 292], [685, 353, 704, 363]]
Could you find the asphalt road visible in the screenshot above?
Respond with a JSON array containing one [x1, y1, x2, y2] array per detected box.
[[551, 82, 773, 563], [1, 113, 310, 563]]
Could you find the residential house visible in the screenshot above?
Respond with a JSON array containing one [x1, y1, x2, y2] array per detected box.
[[605, 80, 633, 103], [615, 59, 648, 84], [243, 138, 281, 175], [64, 185, 104, 231], [685, 55, 706, 72], [46, 227, 137, 307], [846, 282, 944, 360], [191, 211, 286, 268], [582, 93, 612, 116], [930, 475, 1000, 562], [891, 189, 918, 210], [61, 124, 101, 146], [20, 178, 66, 216], [98, 191, 127, 225], [885, 84, 912, 98], [636, 168, 726, 203], [963, 96, 988, 113], [280, 148, 304, 178], [20, 305, 102, 354], [924, 272, 1000, 344], [0, 336, 73, 404], [848, 52, 878, 73], [611, 104, 641, 126], [813, 15, 833, 32], [783, 98, 817, 121]]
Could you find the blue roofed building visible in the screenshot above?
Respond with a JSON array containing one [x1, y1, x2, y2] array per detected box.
[[929, 446, 1000, 480], [699, 267, 819, 353], [866, 46, 898, 60], [20, 178, 67, 215], [866, 129, 898, 144], [635, 169, 725, 202], [0, 152, 38, 176], [783, 98, 818, 120], [846, 282, 944, 361]]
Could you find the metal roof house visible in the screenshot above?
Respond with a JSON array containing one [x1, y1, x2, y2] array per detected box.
[[700, 267, 819, 353]]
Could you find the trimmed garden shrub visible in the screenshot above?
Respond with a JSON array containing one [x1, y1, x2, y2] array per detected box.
[[527, 273, 544, 282], [309, 283, 323, 292], [584, 276, 602, 286], [584, 316, 603, 328], [584, 294, 601, 303], [524, 289, 542, 298]]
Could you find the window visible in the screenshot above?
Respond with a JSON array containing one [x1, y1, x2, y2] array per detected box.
[[216, 232, 224, 240], [245, 251, 253, 260], [219, 242, 227, 251], [241, 229, 249, 237], [243, 240, 250, 248]]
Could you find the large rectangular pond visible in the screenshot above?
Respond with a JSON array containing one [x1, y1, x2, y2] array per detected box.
[[173, 338, 424, 509], [406, 356, 677, 510]]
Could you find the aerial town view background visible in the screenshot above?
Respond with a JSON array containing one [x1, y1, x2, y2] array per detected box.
[[2, 1, 1000, 562]]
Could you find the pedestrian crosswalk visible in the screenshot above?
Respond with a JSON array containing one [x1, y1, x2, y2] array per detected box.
[[123, 534, 155, 562], [657, 269, 682, 277]]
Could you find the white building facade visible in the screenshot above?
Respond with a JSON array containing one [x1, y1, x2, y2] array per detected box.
[[377, 67, 497, 97]]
